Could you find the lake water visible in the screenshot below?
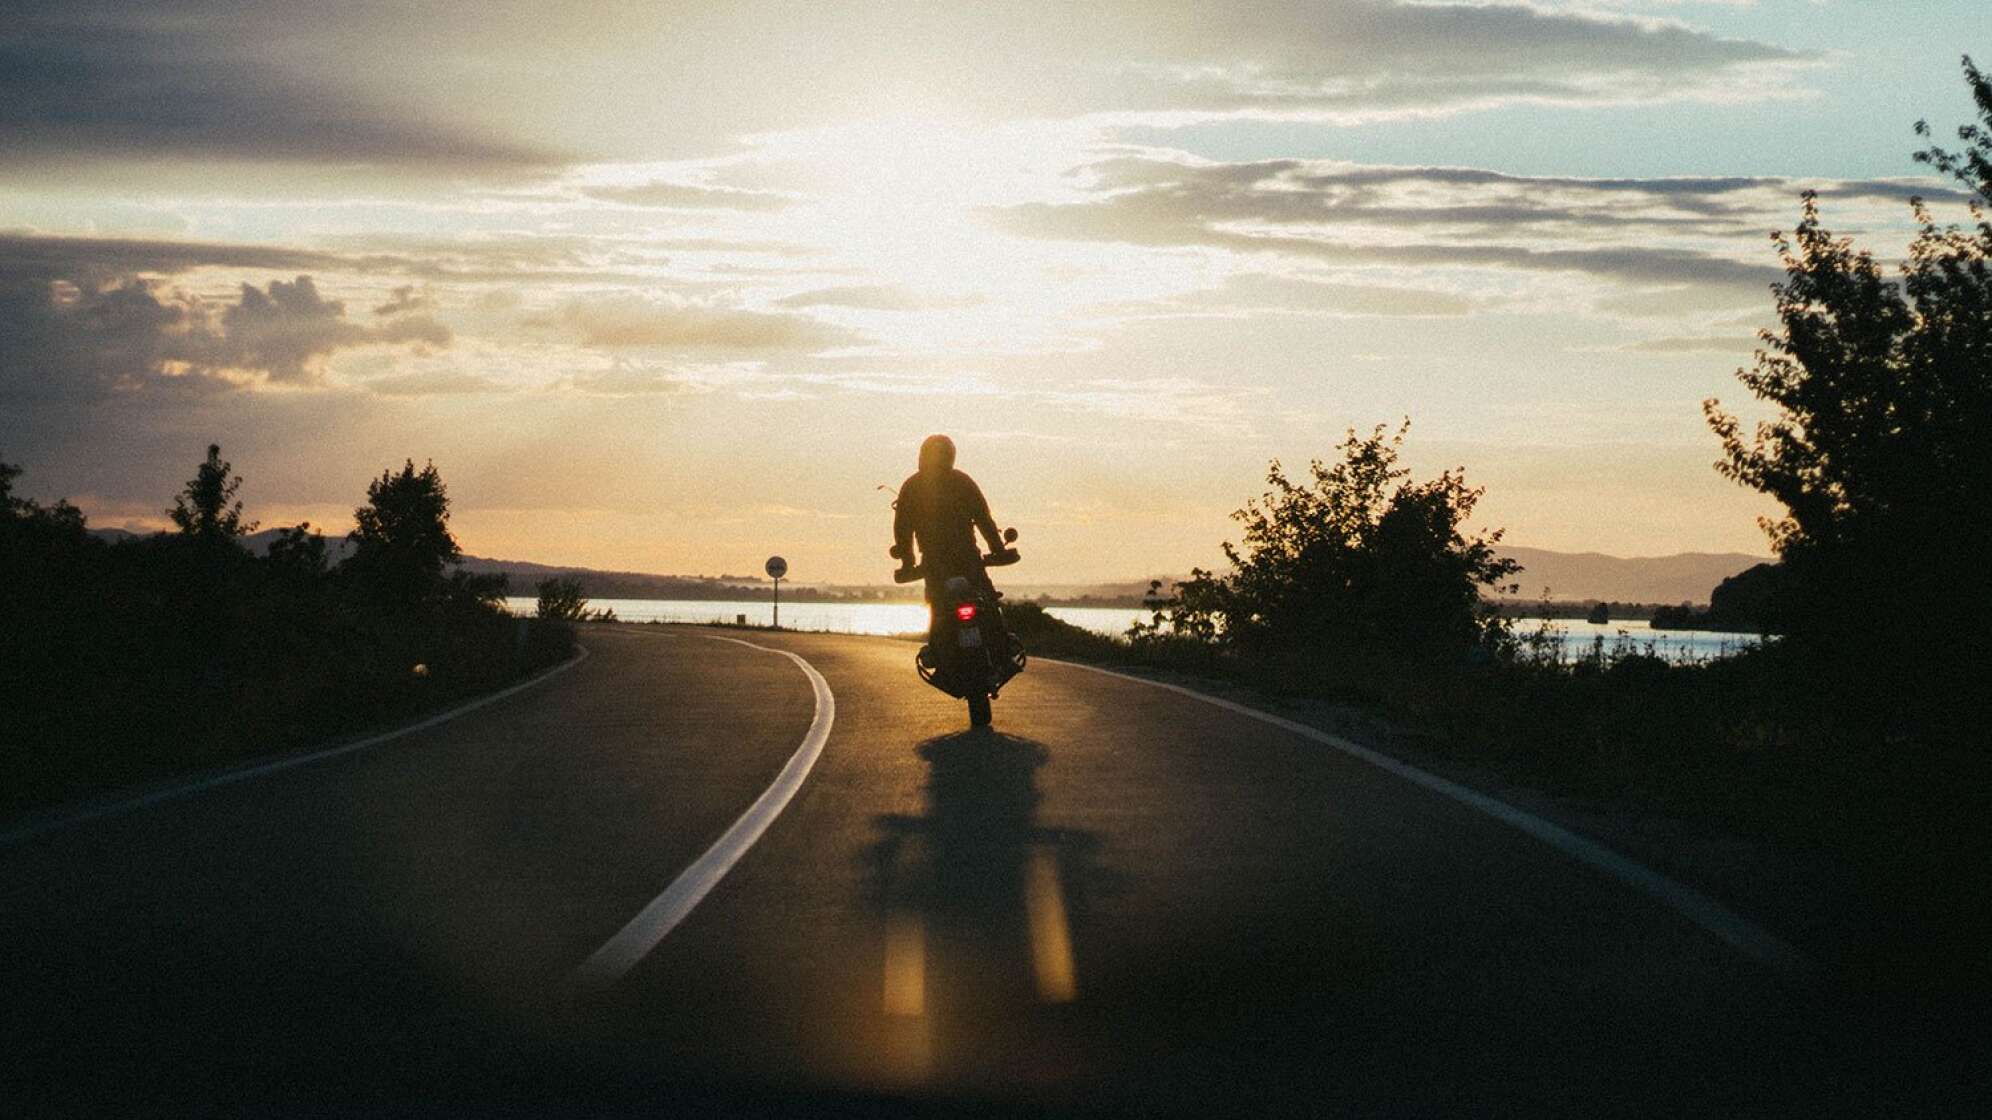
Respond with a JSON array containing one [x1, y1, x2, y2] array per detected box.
[[504, 598, 1760, 664], [1509, 618, 1760, 664], [502, 597, 1144, 639]]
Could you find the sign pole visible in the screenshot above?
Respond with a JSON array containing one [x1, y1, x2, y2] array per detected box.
[[764, 555, 788, 630]]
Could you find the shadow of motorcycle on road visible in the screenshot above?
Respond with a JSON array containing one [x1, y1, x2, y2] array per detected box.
[[861, 731, 1123, 1054]]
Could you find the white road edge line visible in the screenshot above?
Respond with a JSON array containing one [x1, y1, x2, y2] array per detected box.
[[1046, 658, 1814, 978], [570, 633, 835, 990], [0, 645, 592, 848]]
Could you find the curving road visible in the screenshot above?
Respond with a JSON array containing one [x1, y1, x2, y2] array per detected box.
[[0, 625, 1927, 1113]]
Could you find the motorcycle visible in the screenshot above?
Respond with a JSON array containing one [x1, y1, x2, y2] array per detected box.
[[892, 528, 1027, 727]]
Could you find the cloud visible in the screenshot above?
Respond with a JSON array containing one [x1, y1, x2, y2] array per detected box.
[[1071, 159, 1968, 226], [988, 154, 1885, 293], [0, 231, 659, 289], [1140, 272, 1485, 318], [0, 3, 1825, 173], [0, 273, 221, 400], [582, 181, 794, 211], [306, 233, 665, 285], [788, 370, 1005, 398], [556, 367, 694, 397], [773, 285, 985, 311], [1626, 334, 1761, 353], [543, 295, 865, 352], [646, 238, 824, 258], [0, 260, 451, 400], [0, 232, 342, 282], [736, 387, 815, 402], [1001, 199, 1782, 290], [1026, 0, 1821, 132], [0, 19, 552, 168], [782, 368, 1261, 433], [364, 370, 507, 397], [1029, 376, 1262, 434], [219, 277, 450, 382], [373, 286, 434, 317]]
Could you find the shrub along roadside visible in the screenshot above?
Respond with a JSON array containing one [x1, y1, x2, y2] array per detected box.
[[1, 449, 575, 816]]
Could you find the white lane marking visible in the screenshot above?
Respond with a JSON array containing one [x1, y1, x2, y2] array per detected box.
[[571, 633, 836, 989], [1046, 659, 1814, 977], [0, 646, 592, 848]]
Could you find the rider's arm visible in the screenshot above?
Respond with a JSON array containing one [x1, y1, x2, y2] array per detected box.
[[892, 477, 917, 560], [963, 475, 1003, 552]]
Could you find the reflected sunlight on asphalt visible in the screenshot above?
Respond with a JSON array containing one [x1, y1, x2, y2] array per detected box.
[[1026, 848, 1077, 1003]]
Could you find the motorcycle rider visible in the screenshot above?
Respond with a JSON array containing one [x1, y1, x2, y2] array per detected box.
[[892, 434, 1006, 605]]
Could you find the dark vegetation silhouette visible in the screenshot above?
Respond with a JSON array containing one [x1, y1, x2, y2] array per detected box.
[[1648, 561, 1784, 632], [168, 444, 256, 544], [347, 460, 473, 611], [535, 575, 617, 622], [1153, 421, 1519, 668], [536, 576, 589, 621], [0, 446, 573, 814], [1704, 56, 1992, 740]]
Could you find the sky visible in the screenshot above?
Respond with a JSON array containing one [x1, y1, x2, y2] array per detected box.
[[1, 1, 1985, 584]]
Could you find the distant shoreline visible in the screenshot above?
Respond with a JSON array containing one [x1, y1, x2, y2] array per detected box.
[[89, 527, 1755, 610]]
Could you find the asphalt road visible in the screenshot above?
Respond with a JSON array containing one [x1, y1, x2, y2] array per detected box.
[[0, 625, 1954, 1114]]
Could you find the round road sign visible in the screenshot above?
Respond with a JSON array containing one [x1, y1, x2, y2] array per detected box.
[[765, 555, 788, 579]]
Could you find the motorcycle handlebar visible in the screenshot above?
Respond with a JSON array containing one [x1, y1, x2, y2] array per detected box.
[[891, 537, 1021, 584]]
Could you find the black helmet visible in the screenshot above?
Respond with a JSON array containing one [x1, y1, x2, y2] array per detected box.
[[918, 434, 956, 473]]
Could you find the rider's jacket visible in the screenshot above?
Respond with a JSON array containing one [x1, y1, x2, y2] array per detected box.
[[894, 467, 1000, 588]]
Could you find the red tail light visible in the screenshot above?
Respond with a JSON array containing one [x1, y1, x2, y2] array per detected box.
[[955, 603, 978, 622]]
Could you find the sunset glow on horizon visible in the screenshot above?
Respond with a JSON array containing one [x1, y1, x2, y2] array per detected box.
[[5, 1, 1984, 583]]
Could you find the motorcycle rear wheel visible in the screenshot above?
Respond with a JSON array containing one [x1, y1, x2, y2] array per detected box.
[[967, 692, 992, 727]]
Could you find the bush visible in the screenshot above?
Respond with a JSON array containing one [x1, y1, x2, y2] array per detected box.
[[536, 577, 589, 620], [1000, 600, 1125, 662], [1159, 421, 1518, 673]]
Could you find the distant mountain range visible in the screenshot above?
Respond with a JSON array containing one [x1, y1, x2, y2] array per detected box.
[[87, 529, 1767, 607], [1020, 550, 1769, 607], [1492, 547, 1768, 606]]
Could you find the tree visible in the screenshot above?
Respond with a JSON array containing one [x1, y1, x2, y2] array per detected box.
[[265, 523, 328, 582], [1703, 563, 1783, 634], [1, 455, 86, 540], [535, 577, 588, 621], [1167, 421, 1519, 665], [168, 444, 256, 544], [1703, 57, 1992, 721], [346, 459, 462, 609]]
